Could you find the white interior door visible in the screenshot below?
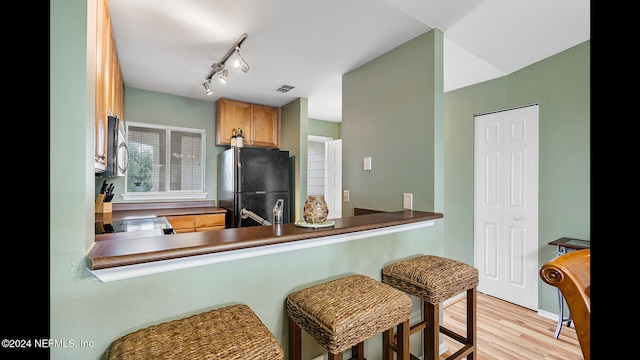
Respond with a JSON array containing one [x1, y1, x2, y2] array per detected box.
[[474, 104, 539, 310]]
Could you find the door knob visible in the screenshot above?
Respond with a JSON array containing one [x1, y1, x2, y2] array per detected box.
[[514, 216, 522, 220]]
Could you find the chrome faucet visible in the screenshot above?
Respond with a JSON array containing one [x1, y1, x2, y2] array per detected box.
[[273, 199, 284, 225]]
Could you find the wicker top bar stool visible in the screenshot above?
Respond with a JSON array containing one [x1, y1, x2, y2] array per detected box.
[[105, 303, 284, 360], [286, 274, 412, 360], [382, 255, 479, 360]]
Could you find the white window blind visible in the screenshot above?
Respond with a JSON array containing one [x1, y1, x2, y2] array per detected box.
[[124, 122, 206, 200]]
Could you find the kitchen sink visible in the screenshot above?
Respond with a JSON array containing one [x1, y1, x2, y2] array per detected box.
[[95, 216, 174, 235]]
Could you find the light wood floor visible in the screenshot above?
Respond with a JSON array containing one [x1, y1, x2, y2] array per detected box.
[[439, 291, 583, 360]]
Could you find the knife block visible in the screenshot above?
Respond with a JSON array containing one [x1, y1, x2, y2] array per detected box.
[[95, 194, 112, 213]]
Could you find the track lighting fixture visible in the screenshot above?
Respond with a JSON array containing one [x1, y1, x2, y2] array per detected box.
[[202, 33, 249, 95]]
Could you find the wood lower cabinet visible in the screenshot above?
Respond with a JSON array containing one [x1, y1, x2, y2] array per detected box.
[[166, 213, 226, 233], [215, 98, 280, 148]]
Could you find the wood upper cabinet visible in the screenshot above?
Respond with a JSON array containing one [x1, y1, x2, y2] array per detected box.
[[95, 0, 124, 173], [166, 213, 226, 233], [251, 103, 280, 147], [95, 0, 108, 172], [215, 98, 280, 148]]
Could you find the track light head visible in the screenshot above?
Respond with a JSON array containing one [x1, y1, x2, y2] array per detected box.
[[233, 46, 250, 73], [219, 69, 228, 84], [202, 81, 213, 95]]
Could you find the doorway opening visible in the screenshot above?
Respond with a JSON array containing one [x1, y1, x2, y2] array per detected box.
[[308, 135, 342, 219]]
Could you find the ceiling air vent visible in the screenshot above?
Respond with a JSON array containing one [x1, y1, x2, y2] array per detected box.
[[276, 84, 295, 93]]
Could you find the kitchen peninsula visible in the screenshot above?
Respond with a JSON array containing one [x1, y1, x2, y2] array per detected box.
[[87, 205, 443, 282]]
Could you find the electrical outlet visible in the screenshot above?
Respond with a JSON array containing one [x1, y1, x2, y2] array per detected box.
[[343, 190, 350, 202], [311, 355, 325, 360], [403, 193, 413, 210]]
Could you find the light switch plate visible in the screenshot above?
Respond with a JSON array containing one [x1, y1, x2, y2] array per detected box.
[[343, 190, 350, 202], [363, 156, 372, 171], [403, 193, 413, 210]]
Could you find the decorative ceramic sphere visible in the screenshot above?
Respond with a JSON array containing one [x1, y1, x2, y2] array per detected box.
[[303, 195, 329, 223]]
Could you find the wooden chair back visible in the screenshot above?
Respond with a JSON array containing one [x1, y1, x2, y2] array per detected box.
[[540, 248, 590, 360]]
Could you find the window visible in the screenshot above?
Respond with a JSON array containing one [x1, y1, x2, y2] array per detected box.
[[123, 122, 207, 201]]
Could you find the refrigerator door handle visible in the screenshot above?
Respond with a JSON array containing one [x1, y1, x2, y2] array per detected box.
[[240, 208, 272, 226]]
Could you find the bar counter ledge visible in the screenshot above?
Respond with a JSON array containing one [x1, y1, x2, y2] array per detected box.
[[86, 210, 443, 282]]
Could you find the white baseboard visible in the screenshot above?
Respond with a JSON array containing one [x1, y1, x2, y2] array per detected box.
[[537, 308, 559, 321], [443, 291, 561, 323], [440, 342, 448, 355]]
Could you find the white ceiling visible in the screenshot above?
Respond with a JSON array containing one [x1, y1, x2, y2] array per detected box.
[[108, 0, 590, 123]]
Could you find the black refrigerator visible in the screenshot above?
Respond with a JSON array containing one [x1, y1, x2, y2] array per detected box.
[[217, 147, 290, 227]]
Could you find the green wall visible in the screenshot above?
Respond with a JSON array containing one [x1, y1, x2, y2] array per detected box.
[[443, 40, 590, 314], [280, 98, 307, 221], [309, 118, 341, 139], [342, 31, 443, 215]]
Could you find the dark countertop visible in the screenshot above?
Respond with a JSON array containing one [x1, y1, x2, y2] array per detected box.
[[95, 205, 226, 222], [87, 210, 443, 271], [548, 237, 590, 250]]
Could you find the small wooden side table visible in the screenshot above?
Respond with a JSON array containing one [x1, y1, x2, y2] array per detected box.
[[547, 237, 590, 339]]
